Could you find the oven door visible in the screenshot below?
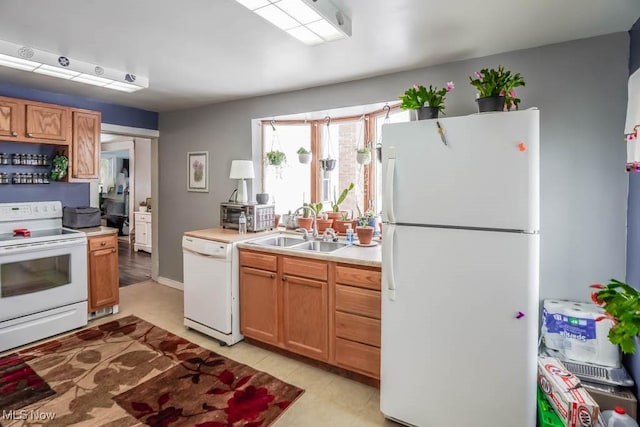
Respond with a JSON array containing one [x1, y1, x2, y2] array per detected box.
[[0, 238, 87, 321]]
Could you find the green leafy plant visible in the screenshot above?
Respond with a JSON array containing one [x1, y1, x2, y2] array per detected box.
[[296, 147, 310, 155], [590, 279, 640, 354], [399, 82, 455, 113], [356, 146, 370, 154], [266, 150, 286, 166], [331, 182, 355, 212], [340, 212, 350, 221], [308, 202, 323, 216], [468, 66, 525, 110], [357, 217, 370, 228]]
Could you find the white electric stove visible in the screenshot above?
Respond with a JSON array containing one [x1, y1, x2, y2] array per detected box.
[[0, 201, 88, 352]]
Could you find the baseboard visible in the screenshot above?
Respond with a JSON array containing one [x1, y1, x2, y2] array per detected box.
[[157, 276, 184, 291]]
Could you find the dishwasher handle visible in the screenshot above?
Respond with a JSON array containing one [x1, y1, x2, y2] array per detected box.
[[183, 247, 228, 259]]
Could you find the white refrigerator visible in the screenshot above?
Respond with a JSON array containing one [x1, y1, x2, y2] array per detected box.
[[380, 109, 540, 427]]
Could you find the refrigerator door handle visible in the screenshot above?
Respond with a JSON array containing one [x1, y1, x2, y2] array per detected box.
[[383, 147, 396, 223], [383, 223, 396, 301]]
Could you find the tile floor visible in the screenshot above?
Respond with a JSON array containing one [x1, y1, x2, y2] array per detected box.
[[6, 281, 398, 427]]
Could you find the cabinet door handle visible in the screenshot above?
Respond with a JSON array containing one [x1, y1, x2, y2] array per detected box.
[[27, 133, 33, 137], [282, 276, 287, 281], [101, 241, 106, 246], [270, 274, 275, 279], [11, 131, 17, 136], [112, 249, 116, 253]]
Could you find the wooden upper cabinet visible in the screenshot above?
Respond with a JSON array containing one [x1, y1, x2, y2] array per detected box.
[[71, 110, 101, 179], [0, 99, 22, 139], [25, 103, 70, 143]]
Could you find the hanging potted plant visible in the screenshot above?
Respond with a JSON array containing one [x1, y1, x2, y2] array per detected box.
[[469, 66, 525, 112], [319, 115, 336, 172], [356, 145, 371, 165], [266, 150, 286, 166], [297, 147, 311, 164], [399, 81, 454, 120]]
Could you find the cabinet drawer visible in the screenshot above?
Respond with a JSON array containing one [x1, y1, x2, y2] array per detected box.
[[240, 250, 277, 272], [135, 213, 151, 223], [89, 235, 117, 251], [335, 337, 380, 379], [335, 285, 381, 319], [335, 311, 380, 347], [336, 265, 381, 290], [283, 256, 327, 281]]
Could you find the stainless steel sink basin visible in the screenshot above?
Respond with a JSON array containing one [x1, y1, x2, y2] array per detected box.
[[290, 240, 347, 253], [250, 236, 304, 247]]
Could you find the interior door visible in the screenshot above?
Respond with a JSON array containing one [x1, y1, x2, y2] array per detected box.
[[380, 224, 539, 427], [382, 109, 539, 231]]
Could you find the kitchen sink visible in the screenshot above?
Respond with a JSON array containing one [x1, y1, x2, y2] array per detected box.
[[250, 236, 304, 247], [290, 241, 347, 253]]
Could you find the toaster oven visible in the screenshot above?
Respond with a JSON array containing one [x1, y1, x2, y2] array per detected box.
[[220, 202, 275, 232]]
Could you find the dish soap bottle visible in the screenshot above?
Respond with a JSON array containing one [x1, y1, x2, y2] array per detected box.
[[238, 212, 247, 235], [346, 224, 354, 245]]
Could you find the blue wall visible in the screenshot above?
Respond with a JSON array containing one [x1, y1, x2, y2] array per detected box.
[[0, 83, 158, 207]]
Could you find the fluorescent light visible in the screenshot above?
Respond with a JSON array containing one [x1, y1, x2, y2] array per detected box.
[[72, 74, 114, 86], [276, 0, 321, 24], [0, 53, 40, 71], [104, 81, 143, 93], [287, 26, 323, 45], [235, 0, 270, 10], [307, 19, 345, 41], [0, 39, 149, 91], [33, 64, 80, 79], [254, 4, 300, 30], [234, 0, 351, 45]]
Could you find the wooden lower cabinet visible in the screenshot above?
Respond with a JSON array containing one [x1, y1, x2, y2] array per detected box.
[[283, 274, 328, 361], [239, 249, 381, 380], [239, 266, 279, 344], [88, 234, 119, 312]]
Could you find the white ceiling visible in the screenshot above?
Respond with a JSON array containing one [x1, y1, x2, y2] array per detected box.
[[0, 0, 638, 112]]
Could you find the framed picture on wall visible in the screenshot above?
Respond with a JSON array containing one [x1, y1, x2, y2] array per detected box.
[[187, 151, 209, 192]]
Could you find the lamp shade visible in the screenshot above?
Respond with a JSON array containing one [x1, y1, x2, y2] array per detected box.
[[229, 160, 255, 179]]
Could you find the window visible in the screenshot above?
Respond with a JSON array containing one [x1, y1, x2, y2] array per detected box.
[[261, 105, 410, 217]]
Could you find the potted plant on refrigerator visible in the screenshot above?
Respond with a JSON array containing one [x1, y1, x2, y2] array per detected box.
[[297, 147, 311, 164], [590, 279, 640, 354], [399, 81, 455, 120], [468, 66, 525, 112]]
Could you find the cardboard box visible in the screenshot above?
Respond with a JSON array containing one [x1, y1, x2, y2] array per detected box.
[[537, 356, 600, 427], [582, 384, 637, 421]]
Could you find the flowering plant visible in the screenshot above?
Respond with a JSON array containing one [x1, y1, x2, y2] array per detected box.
[[590, 279, 640, 354], [399, 82, 455, 113], [468, 66, 525, 110]]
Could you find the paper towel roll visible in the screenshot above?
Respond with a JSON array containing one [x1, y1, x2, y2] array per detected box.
[[542, 299, 620, 368]]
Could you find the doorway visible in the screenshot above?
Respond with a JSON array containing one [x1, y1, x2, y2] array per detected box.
[[99, 135, 153, 286]]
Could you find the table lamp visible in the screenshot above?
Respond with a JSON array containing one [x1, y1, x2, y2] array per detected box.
[[229, 160, 255, 204]]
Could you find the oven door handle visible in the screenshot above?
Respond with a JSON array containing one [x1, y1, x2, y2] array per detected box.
[[1, 238, 86, 254]]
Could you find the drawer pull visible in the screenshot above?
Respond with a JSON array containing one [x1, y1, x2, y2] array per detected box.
[[282, 276, 287, 281], [27, 133, 33, 137], [112, 249, 116, 253], [101, 241, 106, 246], [11, 131, 17, 136], [270, 274, 275, 279]]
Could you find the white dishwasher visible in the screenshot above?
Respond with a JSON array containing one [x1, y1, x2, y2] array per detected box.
[[182, 236, 243, 345]]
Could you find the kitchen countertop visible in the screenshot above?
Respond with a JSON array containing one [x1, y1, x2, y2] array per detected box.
[[80, 226, 119, 237], [184, 227, 382, 267], [184, 227, 279, 243]]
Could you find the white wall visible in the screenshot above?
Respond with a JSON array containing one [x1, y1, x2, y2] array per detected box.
[[158, 33, 629, 303], [134, 138, 152, 207]]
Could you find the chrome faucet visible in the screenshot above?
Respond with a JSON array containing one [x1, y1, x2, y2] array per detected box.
[[322, 228, 338, 242], [293, 205, 318, 240]]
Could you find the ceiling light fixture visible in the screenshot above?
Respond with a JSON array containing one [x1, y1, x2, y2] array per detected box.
[[0, 39, 148, 92], [234, 0, 351, 45]]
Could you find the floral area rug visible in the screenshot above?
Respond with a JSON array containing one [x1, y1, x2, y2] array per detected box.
[[0, 315, 303, 426]]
